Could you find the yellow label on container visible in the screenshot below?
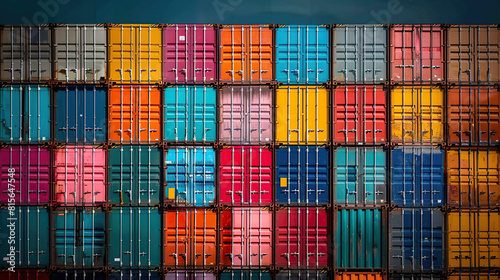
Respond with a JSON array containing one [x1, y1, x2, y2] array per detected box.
[[280, 177, 287, 187], [168, 188, 175, 199]]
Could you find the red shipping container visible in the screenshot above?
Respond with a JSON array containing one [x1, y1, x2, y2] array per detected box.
[[0, 270, 49, 280], [219, 146, 273, 206]]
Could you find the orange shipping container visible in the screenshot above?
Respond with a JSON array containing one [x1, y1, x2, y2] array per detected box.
[[449, 273, 500, 280], [336, 273, 384, 280]]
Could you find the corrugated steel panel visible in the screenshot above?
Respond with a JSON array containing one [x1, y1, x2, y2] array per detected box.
[[110, 270, 161, 280], [165, 147, 215, 207], [220, 208, 272, 267], [332, 24, 387, 83], [0, 25, 52, 83], [53, 270, 106, 280], [163, 209, 217, 268], [164, 86, 216, 142], [449, 273, 500, 280], [275, 208, 330, 269], [165, 270, 216, 280], [391, 146, 444, 207], [54, 146, 106, 206], [276, 146, 329, 205], [389, 209, 444, 272], [108, 24, 162, 83], [221, 270, 271, 280], [448, 25, 500, 84], [108, 146, 161, 206], [220, 146, 273, 206], [0, 85, 51, 143], [0, 270, 50, 280], [390, 25, 444, 83], [447, 210, 500, 269], [163, 24, 217, 84], [0, 146, 50, 205], [54, 24, 107, 82], [335, 147, 386, 206], [335, 209, 385, 268], [108, 207, 161, 268], [390, 275, 444, 280], [335, 273, 382, 280], [277, 271, 330, 280], [447, 148, 500, 208], [275, 25, 329, 84], [219, 86, 273, 144], [220, 25, 273, 83], [276, 86, 329, 145], [55, 86, 107, 143]]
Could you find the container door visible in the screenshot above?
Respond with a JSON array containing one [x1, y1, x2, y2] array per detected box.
[[192, 209, 217, 267], [391, 26, 417, 82], [248, 87, 273, 143], [477, 211, 500, 268], [0, 86, 22, 142], [193, 148, 216, 206], [108, 146, 134, 205], [108, 26, 134, 83], [166, 271, 216, 280], [25, 86, 51, 143], [25, 146, 51, 204], [27, 26, 51, 82], [249, 26, 273, 82], [54, 26, 79, 81], [109, 87, 135, 142], [82, 147, 106, 204], [165, 148, 189, 205], [335, 147, 358, 205], [448, 87, 474, 144], [477, 27, 500, 83], [276, 147, 301, 204], [333, 86, 358, 143], [220, 147, 246, 205], [83, 87, 106, 143], [82, 25, 107, 82], [109, 270, 160, 280], [219, 87, 245, 143], [303, 87, 329, 144], [136, 25, 161, 83], [54, 210, 77, 267], [164, 86, 190, 142], [163, 25, 190, 83], [220, 209, 245, 266], [247, 209, 272, 266], [276, 87, 301, 144], [193, 86, 216, 141], [448, 26, 475, 83], [276, 26, 301, 83], [333, 26, 358, 82], [55, 87, 79, 142], [221, 271, 271, 280], [363, 148, 386, 205], [137, 86, 161, 143], [54, 147, 79, 205], [303, 26, 329, 83], [137, 146, 161, 205], [448, 211, 475, 268], [303, 147, 329, 205], [79, 209, 105, 268], [391, 87, 418, 143], [362, 25, 387, 82], [220, 26, 245, 82], [275, 208, 301, 267], [248, 147, 273, 205], [303, 208, 329, 267], [477, 87, 500, 145], [193, 25, 217, 83], [362, 86, 387, 143], [447, 149, 475, 208], [476, 150, 500, 207], [164, 210, 190, 267], [419, 26, 444, 82], [419, 87, 444, 143], [0, 26, 23, 82]]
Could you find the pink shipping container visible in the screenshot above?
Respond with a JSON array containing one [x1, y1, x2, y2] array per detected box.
[[54, 146, 106, 206], [163, 24, 217, 84], [219, 146, 273, 206], [276, 207, 330, 269], [220, 208, 273, 268], [0, 146, 50, 205]]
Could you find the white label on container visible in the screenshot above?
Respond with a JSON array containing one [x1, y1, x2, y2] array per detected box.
[[114, 258, 120, 262], [179, 36, 185, 41]]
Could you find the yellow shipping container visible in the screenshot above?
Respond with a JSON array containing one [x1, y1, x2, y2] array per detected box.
[[108, 24, 162, 83], [449, 273, 500, 280], [276, 86, 329, 144]]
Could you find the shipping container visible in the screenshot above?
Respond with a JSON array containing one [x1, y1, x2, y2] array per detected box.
[[54, 86, 107, 143], [447, 148, 500, 208], [164, 208, 217, 268], [275, 146, 329, 205], [53, 270, 106, 280], [108, 24, 162, 84], [163, 24, 217, 84], [390, 275, 444, 280], [220, 146, 272, 206], [335, 272, 382, 280], [0, 206, 49, 268], [449, 273, 500, 280], [0, 85, 51, 143], [219, 86, 273, 144], [110, 270, 161, 280], [333, 85, 387, 144], [109, 86, 161, 144], [447, 86, 500, 146], [447, 210, 500, 269], [390, 25, 444, 84], [0, 146, 50, 205], [0, 25, 51, 83], [448, 25, 500, 84], [275, 208, 330, 269], [54, 24, 107, 83], [108, 207, 161, 268], [335, 147, 387, 206], [108, 146, 161, 206], [277, 271, 330, 280], [52, 208, 105, 268], [0, 270, 50, 280], [391, 146, 444, 207], [220, 208, 272, 268], [276, 86, 329, 145], [335, 208, 386, 268], [391, 86, 444, 144], [221, 270, 271, 280], [165, 270, 217, 280], [332, 24, 387, 83], [164, 86, 216, 143], [389, 209, 444, 272], [220, 25, 273, 83]]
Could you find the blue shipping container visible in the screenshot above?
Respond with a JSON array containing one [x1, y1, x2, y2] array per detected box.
[[221, 270, 272, 280], [53, 270, 106, 280]]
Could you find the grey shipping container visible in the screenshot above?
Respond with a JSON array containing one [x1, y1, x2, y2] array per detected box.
[[53, 270, 106, 280], [276, 270, 330, 280], [165, 270, 216, 280]]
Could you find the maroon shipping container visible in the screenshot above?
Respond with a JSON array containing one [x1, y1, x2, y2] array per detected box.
[[0, 270, 49, 280], [0, 146, 50, 205], [163, 24, 217, 84], [275, 207, 330, 269]]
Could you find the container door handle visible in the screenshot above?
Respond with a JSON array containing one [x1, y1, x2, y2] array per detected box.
[[422, 130, 429, 134], [59, 127, 68, 131], [307, 69, 315, 72], [290, 129, 299, 132], [396, 65, 414, 68], [4, 68, 22, 72]]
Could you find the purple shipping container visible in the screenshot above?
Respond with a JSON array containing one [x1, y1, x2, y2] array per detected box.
[[0, 146, 50, 205]]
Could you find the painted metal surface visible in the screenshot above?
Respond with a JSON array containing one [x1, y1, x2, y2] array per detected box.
[[0, 85, 51, 143], [276, 86, 329, 145], [0, 25, 51, 82], [221, 270, 271, 280], [447, 149, 500, 208], [391, 86, 444, 144], [110, 270, 161, 280], [219, 86, 273, 144], [0, 270, 50, 280], [219, 146, 273, 206], [449, 273, 500, 280], [109, 86, 161, 144], [277, 271, 330, 280], [389, 209, 444, 272], [163, 24, 217, 84], [220, 25, 273, 83], [108, 207, 161, 268], [276, 146, 329, 205], [165, 270, 216, 280], [54, 24, 107, 82], [164, 209, 217, 268], [165, 147, 215, 207], [53, 271, 106, 280], [275, 208, 330, 269], [391, 146, 444, 207], [390, 275, 445, 280], [164, 86, 216, 142], [332, 24, 387, 83], [108, 146, 161, 206], [335, 147, 386, 206], [335, 273, 383, 280], [220, 208, 272, 267], [275, 25, 329, 84]]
